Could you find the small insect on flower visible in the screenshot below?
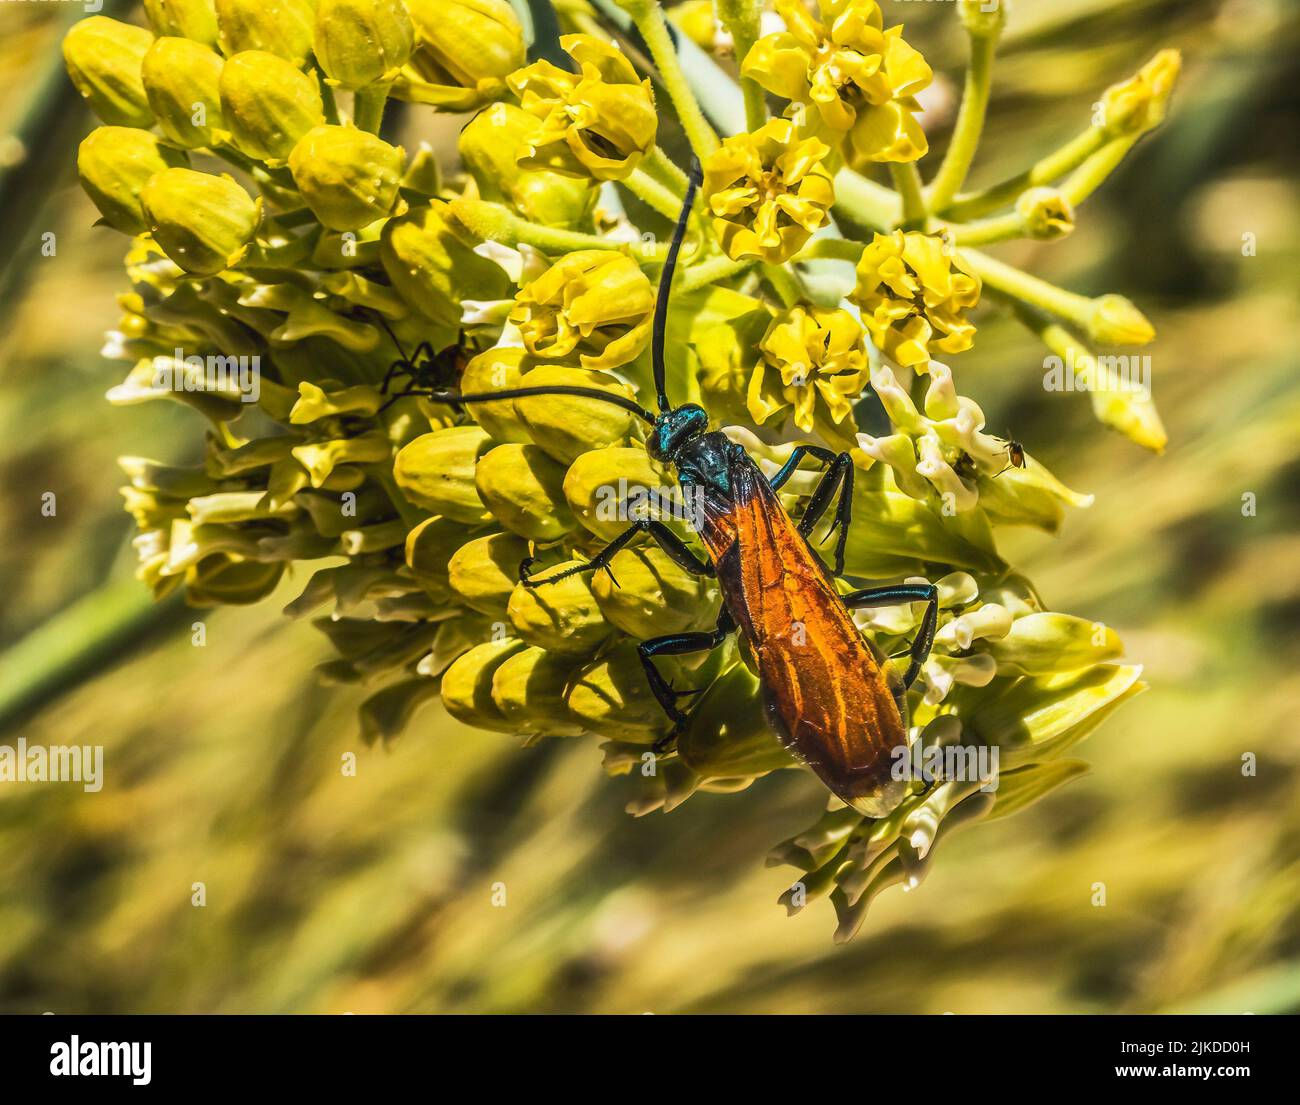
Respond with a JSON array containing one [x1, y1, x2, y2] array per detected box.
[[995, 437, 1026, 477], [372, 314, 478, 411]]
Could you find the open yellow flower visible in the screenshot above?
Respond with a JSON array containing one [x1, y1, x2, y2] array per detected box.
[[702, 118, 834, 264], [507, 34, 656, 182], [508, 250, 655, 371], [743, 0, 931, 166], [852, 231, 981, 368], [749, 305, 871, 436]]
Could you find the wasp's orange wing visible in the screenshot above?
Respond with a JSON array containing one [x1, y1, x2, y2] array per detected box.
[[701, 460, 909, 817]]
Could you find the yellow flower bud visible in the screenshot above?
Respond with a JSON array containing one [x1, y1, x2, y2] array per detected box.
[[702, 119, 835, 264], [677, 663, 794, 778], [63, 16, 155, 129], [507, 565, 612, 655], [459, 103, 595, 228], [741, 0, 932, 167], [399, 0, 525, 111], [507, 34, 657, 182], [459, 346, 531, 443], [473, 443, 578, 541], [404, 514, 465, 601], [958, 0, 1006, 38], [852, 231, 981, 368], [215, 0, 316, 64], [513, 366, 641, 465], [405, 514, 468, 578], [441, 637, 528, 733], [143, 0, 220, 47], [491, 646, 586, 737], [563, 446, 676, 542], [141, 37, 226, 150], [140, 167, 261, 275], [1086, 294, 1155, 346], [380, 201, 510, 330], [393, 425, 493, 523], [591, 546, 719, 639], [565, 642, 676, 743], [1100, 50, 1181, 139], [986, 613, 1123, 676], [447, 532, 531, 616], [1015, 187, 1075, 241], [314, 0, 414, 91], [78, 127, 189, 235], [510, 251, 655, 371], [288, 125, 406, 230], [220, 50, 325, 163]]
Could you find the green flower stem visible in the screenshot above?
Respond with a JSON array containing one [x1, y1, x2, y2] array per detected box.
[[890, 162, 928, 230], [1060, 134, 1140, 205], [942, 211, 1028, 245], [716, 0, 767, 132], [353, 84, 390, 134], [460, 200, 667, 262], [645, 145, 690, 192], [630, 1, 720, 162], [926, 28, 998, 213], [940, 126, 1108, 221], [763, 262, 803, 307], [963, 247, 1093, 326], [833, 168, 899, 232], [681, 254, 754, 292], [795, 237, 865, 263], [622, 166, 687, 220]]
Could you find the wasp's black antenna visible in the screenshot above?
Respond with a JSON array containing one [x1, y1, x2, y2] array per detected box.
[[651, 158, 702, 415], [396, 385, 657, 425]]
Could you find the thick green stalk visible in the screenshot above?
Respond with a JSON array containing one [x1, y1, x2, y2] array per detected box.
[[926, 29, 998, 212], [940, 127, 1108, 220], [622, 166, 687, 220], [628, 1, 720, 161], [1061, 135, 1140, 205], [681, 254, 754, 292], [833, 169, 900, 232], [353, 85, 390, 134], [890, 162, 929, 230], [716, 0, 768, 132], [963, 248, 1093, 325]]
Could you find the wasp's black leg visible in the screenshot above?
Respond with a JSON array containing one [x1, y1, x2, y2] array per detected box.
[[380, 358, 411, 394], [519, 520, 713, 589], [843, 583, 939, 698], [769, 446, 855, 576], [640, 608, 737, 746]]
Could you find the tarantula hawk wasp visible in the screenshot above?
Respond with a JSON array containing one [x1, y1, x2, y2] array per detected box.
[[388, 161, 939, 817]]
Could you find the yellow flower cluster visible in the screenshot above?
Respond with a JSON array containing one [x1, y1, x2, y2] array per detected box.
[[852, 231, 982, 368], [701, 118, 835, 264], [508, 34, 657, 181], [748, 305, 871, 439], [743, 0, 932, 168]]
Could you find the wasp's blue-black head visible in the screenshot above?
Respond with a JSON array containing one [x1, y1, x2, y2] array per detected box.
[[647, 404, 708, 462]]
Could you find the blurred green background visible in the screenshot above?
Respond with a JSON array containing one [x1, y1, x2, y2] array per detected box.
[[1, 0, 1297, 1013]]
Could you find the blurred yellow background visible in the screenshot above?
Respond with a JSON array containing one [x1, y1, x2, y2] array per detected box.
[[1, 0, 1297, 1013]]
